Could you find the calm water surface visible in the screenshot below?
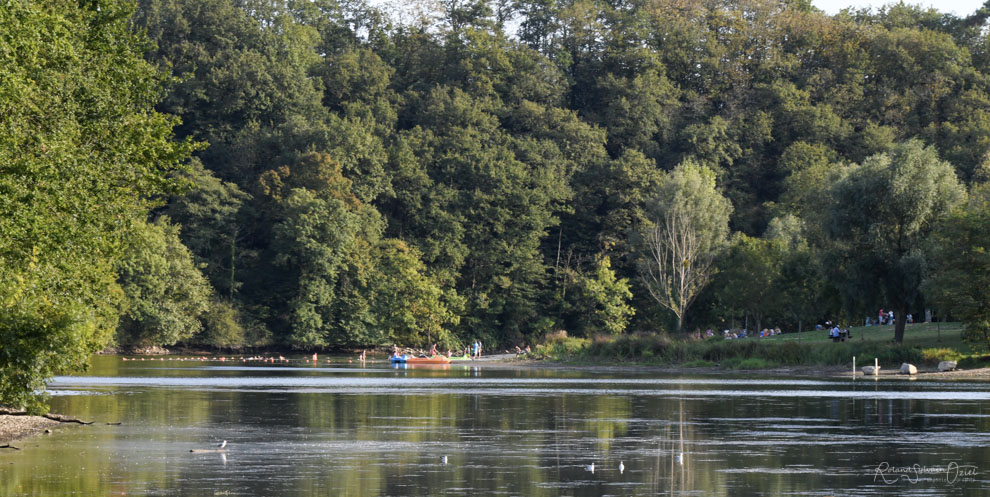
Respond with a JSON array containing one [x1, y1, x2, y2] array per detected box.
[[2, 356, 989, 496]]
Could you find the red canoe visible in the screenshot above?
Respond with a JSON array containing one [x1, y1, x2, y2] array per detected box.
[[390, 355, 451, 364]]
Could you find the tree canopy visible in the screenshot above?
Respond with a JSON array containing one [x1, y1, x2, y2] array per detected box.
[[0, 0, 196, 411], [122, 0, 990, 349]]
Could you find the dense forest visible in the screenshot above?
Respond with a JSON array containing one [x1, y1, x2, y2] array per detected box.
[[7, 0, 990, 407]]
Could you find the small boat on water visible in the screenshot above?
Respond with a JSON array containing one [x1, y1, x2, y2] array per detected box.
[[389, 355, 451, 364]]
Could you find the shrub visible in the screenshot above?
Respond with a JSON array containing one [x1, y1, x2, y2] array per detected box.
[[920, 348, 963, 364], [587, 333, 671, 359], [533, 331, 590, 359], [682, 360, 716, 368]]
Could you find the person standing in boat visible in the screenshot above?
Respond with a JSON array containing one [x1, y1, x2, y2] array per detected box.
[[429, 343, 438, 356]]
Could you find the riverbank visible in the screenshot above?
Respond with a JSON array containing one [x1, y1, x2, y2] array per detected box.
[[0, 414, 58, 445], [501, 355, 990, 379], [523, 322, 990, 374]]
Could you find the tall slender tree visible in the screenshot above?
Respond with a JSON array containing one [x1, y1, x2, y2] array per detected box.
[[639, 161, 732, 333]]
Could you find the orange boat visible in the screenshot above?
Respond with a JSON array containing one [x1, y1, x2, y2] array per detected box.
[[389, 355, 451, 364]]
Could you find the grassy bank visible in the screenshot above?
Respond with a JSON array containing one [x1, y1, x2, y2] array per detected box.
[[533, 322, 990, 370]]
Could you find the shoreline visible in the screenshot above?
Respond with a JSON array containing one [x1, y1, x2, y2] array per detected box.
[[0, 414, 58, 445], [105, 349, 990, 379], [483, 356, 990, 379]]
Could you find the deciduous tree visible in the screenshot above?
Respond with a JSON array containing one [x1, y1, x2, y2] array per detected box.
[[0, 0, 195, 411], [639, 161, 732, 333], [823, 140, 964, 342]]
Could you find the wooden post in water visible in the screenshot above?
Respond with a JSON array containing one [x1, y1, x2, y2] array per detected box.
[[874, 357, 879, 376], [852, 356, 856, 379]]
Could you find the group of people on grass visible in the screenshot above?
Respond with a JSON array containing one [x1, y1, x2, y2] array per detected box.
[[722, 327, 782, 340], [867, 309, 913, 326]]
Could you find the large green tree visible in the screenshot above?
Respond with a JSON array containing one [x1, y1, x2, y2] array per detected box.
[[639, 161, 732, 333], [823, 140, 965, 342], [0, 0, 195, 411]]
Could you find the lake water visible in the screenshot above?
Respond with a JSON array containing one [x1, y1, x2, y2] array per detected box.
[[2, 356, 989, 496]]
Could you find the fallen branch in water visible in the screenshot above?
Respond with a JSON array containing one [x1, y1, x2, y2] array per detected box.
[[0, 409, 93, 425], [42, 414, 93, 425], [0, 444, 21, 450]]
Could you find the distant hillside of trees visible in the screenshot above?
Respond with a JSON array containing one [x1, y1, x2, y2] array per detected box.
[[126, 0, 990, 351]]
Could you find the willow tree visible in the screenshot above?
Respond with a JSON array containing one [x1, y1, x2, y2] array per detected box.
[[824, 140, 964, 343], [640, 161, 732, 333]]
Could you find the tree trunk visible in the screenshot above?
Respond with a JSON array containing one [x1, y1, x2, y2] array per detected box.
[[676, 314, 683, 334], [229, 234, 236, 300], [893, 304, 908, 343]]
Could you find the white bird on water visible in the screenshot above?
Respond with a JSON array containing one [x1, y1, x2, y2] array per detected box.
[[584, 462, 595, 473], [618, 461, 624, 474], [675, 453, 683, 465], [440, 456, 448, 465], [218, 440, 227, 449]]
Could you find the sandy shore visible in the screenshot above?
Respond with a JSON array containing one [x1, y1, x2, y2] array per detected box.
[[0, 414, 58, 445]]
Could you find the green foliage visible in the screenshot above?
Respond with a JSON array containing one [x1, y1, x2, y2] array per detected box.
[[920, 347, 963, 363], [269, 170, 381, 347], [166, 160, 251, 300], [926, 184, 990, 350], [533, 334, 590, 359], [561, 331, 928, 369], [716, 234, 785, 332], [199, 298, 247, 350], [371, 240, 463, 349], [823, 140, 965, 342], [109, 0, 990, 355], [587, 333, 671, 359], [682, 360, 717, 368], [555, 255, 635, 336], [0, 0, 196, 410], [115, 218, 214, 347], [639, 161, 732, 332]]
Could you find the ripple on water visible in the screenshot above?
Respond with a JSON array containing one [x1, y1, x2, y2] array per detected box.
[[717, 467, 827, 474]]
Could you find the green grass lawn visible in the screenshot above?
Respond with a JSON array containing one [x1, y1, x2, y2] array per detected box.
[[764, 321, 969, 350], [537, 321, 990, 368]]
